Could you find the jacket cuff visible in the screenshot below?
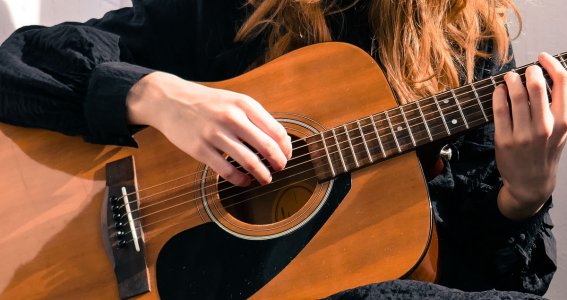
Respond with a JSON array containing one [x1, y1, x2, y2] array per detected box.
[[84, 61, 154, 147], [485, 183, 552, 247]]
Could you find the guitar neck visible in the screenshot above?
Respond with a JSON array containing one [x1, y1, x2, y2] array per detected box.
[[307, 52, 567, 181]]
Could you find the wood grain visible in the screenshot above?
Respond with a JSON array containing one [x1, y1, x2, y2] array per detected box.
[[0, 42, 434, 299]]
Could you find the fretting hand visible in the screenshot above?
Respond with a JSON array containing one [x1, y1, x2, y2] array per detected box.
[[493, 52, 567, 220], [126, 71, 292, 187]]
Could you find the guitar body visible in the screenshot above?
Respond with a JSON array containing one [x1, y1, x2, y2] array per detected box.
[[0, 43, 434, 299]]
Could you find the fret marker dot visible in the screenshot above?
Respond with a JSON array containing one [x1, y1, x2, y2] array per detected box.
[[444, 99, 449, 104], [451, 119, 458, 125], [397, 126, 403, 131]]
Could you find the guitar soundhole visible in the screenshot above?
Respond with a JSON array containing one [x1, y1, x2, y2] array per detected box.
[[218, 136, 317, 225]]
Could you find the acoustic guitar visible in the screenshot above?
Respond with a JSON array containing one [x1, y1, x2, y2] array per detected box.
[[0, 42, 564, 299]]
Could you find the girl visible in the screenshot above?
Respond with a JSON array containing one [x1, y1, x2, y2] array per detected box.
[[0, 0, 565, 298]]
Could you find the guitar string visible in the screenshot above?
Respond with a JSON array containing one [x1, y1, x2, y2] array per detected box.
[[115, 59, 560, 204], [116, 86, 514, 236], [116, 52, 567, 237], [116, 68, 559, 215], [115, 57, 563, 208], [115, 55, 567, 205], [116, 73, 511, 217], [116, 104, 507, 245], [116, 60, 567, 243], [117, 69, 560, 222], [128, 97, 498, 225], [116, 69, 564, 225], [119, 59, 561, 223]]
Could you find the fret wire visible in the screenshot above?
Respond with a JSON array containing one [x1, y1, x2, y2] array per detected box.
[[400, 106, 416, 146], [545, 80, 553, 97], [416, 101, 433, 141], [322, 71, 558, 154], [357, 120, 374, 163], [335, 71, 557, 164], [316, 70, 559, 167], [127, 105, 512, 242], [432, 94, 451, 135], [370, 115, 387, 158], [385, 111, 402, 152], [119, 68, 562, 214], [331, 128, 348, 172], [332, 70, 559, 158], [343, 124, 359, 168], [320, 132, 336, 177], [489, 76, 498, 88], [451, 89, 469, 129], [470, 83, 488, 121], [127, 69, 563, 213]]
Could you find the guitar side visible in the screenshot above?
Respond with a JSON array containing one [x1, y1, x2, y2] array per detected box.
[[0, 42, 434, 299]]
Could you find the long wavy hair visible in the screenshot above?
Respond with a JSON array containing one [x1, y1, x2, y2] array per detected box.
[[235, 0, 520, 103]]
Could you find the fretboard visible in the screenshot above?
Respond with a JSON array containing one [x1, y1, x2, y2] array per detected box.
[[307, 52, 567, 181]]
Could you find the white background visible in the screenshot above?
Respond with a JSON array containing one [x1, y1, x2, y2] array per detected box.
[[0, 0, 565, 298]]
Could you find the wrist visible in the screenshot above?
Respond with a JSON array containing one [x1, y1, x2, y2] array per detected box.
[[497, 184, 548, 221], [126, 71, 168, 128]]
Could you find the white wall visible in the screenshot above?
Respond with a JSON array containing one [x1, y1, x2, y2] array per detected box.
[[0, 0, 565, 298], [0, 0, 130, 43], [510, 1, 567, 298]]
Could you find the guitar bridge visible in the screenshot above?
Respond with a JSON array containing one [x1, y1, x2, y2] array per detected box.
[[101, 156, 150, 299]]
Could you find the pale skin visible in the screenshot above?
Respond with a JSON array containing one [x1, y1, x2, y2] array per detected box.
[[127, 52, 567, 221], [494, 52, 567, 220]]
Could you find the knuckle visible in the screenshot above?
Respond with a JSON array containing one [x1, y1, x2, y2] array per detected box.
[[496, 138, 512, 149], [509, 88, 526, 101], [558, 72, 567, 87], [237, 95, 257, 110], [267, 123, 287, 144], [218, 109, 241, 126], [262, 141, 278, 158], [556, 119, 567, 132], [219, 164, 238, 181], [527, 79, 547, 95], [493, 104, 508, 117], [275, 124, 288, 141], [263, 142, 285, 168], [233, 95, 249, 108], [239, 158, 258, 173], [202, 126, 222, 141], [535, 126, 552, 140], [516, 136, 532, 146]]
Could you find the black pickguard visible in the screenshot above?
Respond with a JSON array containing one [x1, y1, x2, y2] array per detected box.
[[155, 174, 351, 300]]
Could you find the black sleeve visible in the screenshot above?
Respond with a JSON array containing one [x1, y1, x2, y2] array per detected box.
[[0, 6, 156, 146], [0, 0, 240, 146], [431, 42, 557, 295]]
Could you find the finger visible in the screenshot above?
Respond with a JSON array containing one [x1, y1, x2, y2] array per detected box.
[[211, 131, 272, 185], [539, 52, 567, 131], [493, 84, 513, 144], [198, 145, 251, 187], [240, 96, 293, 160], [525, 65, 553, 138], [234, 118, 288, 172], [504, 71, 532, 134]]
